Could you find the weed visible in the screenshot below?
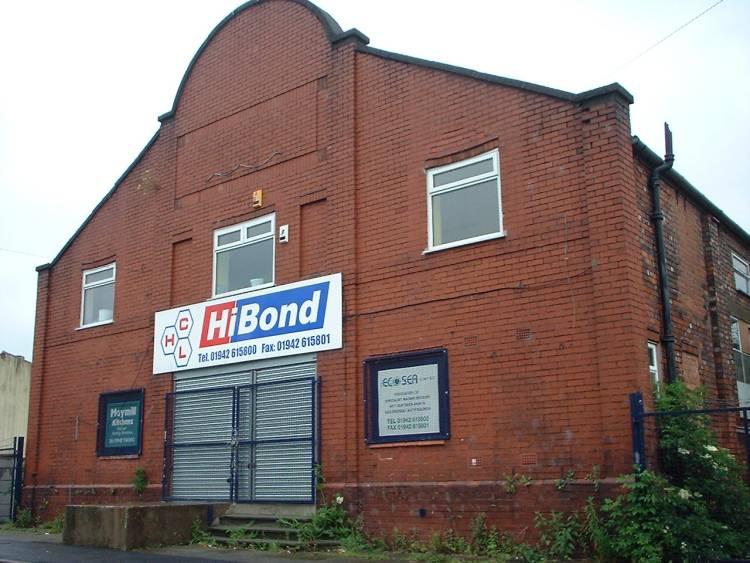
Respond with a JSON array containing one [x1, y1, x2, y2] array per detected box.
[[39, 513, 64, 534], [502, 472, 532, 494], [535, 510, 582, 560], [227, 525, 256, 546], [585, 464, 601, 492], [14, 508, 38, 529], [189, 517, 214, 546], [554, 469, 575, 491], [132, 467, 148, 495], [286, 493, 369, 550]]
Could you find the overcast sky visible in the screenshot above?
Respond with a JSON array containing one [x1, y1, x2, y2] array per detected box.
[[1, 0, 748, 361]]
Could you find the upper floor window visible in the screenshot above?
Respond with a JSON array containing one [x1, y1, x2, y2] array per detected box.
[[426, 149, 503, 252], [647, 341, 660, 385], [80, 263, 115, 327], [731, 317, 750, 408], [214, 214, 275, 297], [733, 252, 749, 294], [731, 317, 750, 381]]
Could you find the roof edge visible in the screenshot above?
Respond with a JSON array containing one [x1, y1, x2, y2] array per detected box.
[[576, 83, 634, 104], [37, 130, 161, 272], [358, 46, 633, 105], [633, 136, 750, 247], [158, 0, 362, 123]]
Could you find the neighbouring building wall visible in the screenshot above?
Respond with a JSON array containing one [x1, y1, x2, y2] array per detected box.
[[633, 152, 750, 467], [0, 352, 31, 450]]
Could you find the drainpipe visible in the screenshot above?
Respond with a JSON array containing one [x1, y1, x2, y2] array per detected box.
[[650, 122, 676, 383]]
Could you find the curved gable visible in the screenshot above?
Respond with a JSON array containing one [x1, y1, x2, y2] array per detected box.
[[159, 0, 367, 130]]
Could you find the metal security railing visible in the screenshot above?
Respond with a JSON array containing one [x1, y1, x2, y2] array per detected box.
[[630, 392, 750, 481], [0, 437, 24, 522]]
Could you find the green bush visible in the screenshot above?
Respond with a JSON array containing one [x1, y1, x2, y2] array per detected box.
[[535, 510, 582, 560], [587, 382, 750, 561]]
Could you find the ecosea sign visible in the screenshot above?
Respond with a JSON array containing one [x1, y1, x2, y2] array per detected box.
[[153, 273, 342, 373]]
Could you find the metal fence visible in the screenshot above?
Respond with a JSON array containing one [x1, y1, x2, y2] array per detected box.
[[630, 392, 750, 480], [0, 437, 24, 522]]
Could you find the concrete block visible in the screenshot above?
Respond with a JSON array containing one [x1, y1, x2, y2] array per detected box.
[[63, 503, 210, 550]]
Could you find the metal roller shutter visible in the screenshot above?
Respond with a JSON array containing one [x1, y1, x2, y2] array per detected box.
[[167, 357, 316, 503]]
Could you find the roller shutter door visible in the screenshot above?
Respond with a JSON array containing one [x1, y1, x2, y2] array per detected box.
[[167, 357, 316, 502]]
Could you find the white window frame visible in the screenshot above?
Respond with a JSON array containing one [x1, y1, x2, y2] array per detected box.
[[731, 316, 750, 411], [732, 252, 750, 294], [425, 149, 504, 253], [731, 316, 750, 383], [213, 213, 275, 298], [79, 262, 116, 329], [647, 341, 660, 385]]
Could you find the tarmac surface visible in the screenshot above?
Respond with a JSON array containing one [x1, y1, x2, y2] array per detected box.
[[0, 530, 383, 563]]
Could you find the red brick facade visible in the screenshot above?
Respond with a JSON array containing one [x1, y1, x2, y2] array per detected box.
[[25, 0, 750, 538]]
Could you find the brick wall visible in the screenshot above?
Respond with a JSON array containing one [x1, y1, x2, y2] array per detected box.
[[24, 0, 748, 533], [633, 154, 750, 466]]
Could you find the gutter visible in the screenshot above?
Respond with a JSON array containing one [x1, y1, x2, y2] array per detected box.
[[633, 137, 750, 248]]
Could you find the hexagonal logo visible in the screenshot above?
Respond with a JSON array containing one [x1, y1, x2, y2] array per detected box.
[[174, 338, 192, 368], [161, 325, 178, 356], [175, 309, 193, 339], [160, 309, 194, 368]]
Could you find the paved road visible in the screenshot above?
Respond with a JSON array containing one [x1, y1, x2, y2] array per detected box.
[[0, 530, 378, 563]]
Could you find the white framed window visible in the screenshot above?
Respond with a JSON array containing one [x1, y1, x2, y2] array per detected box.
[[426, 149, 504, 252], [731, 317, 750, 409], [213, 214, 275, 297], [647, 341, 660, 385], [732, 252, 749, 294], [80, 263, 116, 328]]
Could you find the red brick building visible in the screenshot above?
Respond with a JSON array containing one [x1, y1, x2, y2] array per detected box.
[[26, 0, 750, 537]]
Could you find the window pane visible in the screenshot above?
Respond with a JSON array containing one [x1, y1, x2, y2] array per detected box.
[[247, 221, 272, 239], [85, 268, 113, 285], [83, 283, 114, 325], [731, 319, 740, 349], [215, 238, 274, 295], [734, 350, 745, 382], [735, 272, 749, 293], [432, 179, 500, 246], [433, 158, 494, 187], [733, 255, 748, 274], [217, 230, 241, 247]]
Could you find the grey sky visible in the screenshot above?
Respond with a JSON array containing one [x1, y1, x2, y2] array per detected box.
[[1, 0, 748, 360]]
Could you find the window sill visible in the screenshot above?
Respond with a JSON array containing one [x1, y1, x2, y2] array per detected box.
[[367, 440, 446, 449], [211, 283, 276, 300], [423, 231, 506, 255], [96, 453, 141, 460], [77, 320, 114, 330]]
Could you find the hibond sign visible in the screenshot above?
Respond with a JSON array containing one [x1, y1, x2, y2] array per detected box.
[[153, 273, 342, 373]]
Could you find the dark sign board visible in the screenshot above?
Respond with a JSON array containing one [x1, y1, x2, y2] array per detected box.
[[364, 348, 450, 444], [97, 389, 144, 456]]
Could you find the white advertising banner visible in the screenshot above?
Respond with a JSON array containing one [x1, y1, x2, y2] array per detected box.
[[153, 273, 342, 374]]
